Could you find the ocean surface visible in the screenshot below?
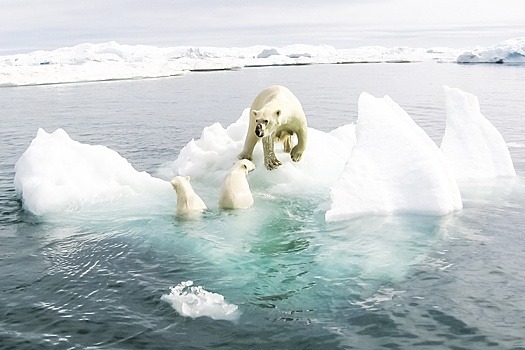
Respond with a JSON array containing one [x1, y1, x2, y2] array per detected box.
[[1, 62, 525, 349]]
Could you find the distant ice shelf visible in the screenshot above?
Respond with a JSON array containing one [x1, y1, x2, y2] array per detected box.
[[2, 38, 523, 86], [0, 41, 464, 86]]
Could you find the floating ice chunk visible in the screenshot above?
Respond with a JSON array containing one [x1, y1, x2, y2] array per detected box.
[[14, 128, 171, 215], [161, 281, 240, 322], [456, 37, 525, 63], [168, 109, 354, 195], [440, 86, 516, 181], [326, 92, 462, 221]]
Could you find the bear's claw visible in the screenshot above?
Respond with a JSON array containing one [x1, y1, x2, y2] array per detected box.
[[265, 157, 282, 170]]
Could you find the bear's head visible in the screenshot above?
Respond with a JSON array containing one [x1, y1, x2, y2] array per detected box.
[[170, 176, 193, 194], [232, 159, 255, 174], [252, 108, 281, 138]]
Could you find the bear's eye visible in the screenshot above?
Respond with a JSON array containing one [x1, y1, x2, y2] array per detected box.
[[276, 110, 281, 117], [264, 119, 269, 125]]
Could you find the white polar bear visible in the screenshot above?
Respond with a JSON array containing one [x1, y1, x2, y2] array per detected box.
[[170, 176, 207, 217], [238, 85, 308, 170], [219, 159, 256, 209]]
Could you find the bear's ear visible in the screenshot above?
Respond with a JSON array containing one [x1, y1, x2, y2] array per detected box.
[[275, 109, 281, 117], [185, 176, 190, 182], [252, 110, 258, 117]]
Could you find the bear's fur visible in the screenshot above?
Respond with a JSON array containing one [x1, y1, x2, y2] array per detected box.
[[238, 85, 308, 170], [170, 176, 207, 217], [219, 159, 256, 209]]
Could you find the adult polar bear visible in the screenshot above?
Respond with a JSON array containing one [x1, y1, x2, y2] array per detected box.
[[238, 85, 308, 170]]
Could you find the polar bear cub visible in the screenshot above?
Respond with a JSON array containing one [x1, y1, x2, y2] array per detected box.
[[238, 85, 308, 170], [219, 159, 256, 209], [170, 176, 207, 217]]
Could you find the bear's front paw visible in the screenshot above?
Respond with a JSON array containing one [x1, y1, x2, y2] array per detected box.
[[290, 147, 303, 162], [238, 151, 253, 161], [265, 156, 282, 170]]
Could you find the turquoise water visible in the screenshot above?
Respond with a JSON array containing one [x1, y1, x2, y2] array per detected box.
[[1, 63, 525, 349]]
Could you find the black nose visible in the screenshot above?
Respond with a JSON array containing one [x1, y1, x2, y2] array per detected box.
[[255, 125, 264, 137]]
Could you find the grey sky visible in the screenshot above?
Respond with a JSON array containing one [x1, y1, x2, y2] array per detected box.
[[1, 0, 524, 54]]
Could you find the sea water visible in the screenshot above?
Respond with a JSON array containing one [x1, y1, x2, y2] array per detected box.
[[1, 62, 524, 349]]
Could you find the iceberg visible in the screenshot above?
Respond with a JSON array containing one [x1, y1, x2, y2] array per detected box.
[[456, 37, 525, 64], [440, 86, 516, 181], [325, 92, 462, 221], [14, 128, 171, 215], [0, 41, 462, 86]]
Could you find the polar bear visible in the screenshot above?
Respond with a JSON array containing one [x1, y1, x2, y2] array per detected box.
[[170, 176, 207, 217], [238, 85, 308, 170], [219, 159, 256, 209]]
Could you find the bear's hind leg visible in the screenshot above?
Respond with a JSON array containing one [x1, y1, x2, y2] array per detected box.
[[279, 131, 293, 153], [290, 128, 307, 162]]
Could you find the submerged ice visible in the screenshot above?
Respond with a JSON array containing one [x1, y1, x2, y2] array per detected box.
[[14, 87, 515, 220]]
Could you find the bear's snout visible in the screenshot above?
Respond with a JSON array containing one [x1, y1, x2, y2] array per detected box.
[[255, 124, 264, 137]]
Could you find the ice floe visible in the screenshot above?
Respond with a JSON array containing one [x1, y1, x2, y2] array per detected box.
[[161, 281, 240, 322]]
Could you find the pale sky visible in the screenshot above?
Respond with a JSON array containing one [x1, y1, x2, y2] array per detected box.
[[1, 0, 524, 54]]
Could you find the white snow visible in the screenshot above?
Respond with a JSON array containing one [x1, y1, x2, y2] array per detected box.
[[440, 86, 516, 181], [0, 41, 463, 86], [161, 281, 240, 322], [457, 37, 525, 63], [325, 92, 462, 221], [14, 128, 171, 216]]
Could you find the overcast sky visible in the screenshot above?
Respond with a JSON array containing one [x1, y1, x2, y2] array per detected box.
[[1, 0, 524, 54]]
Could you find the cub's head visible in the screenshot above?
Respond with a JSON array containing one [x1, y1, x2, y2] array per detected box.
[[170, 176, 192, 194], [252, 108, 281, 138], [232, 159, 255, 174]]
